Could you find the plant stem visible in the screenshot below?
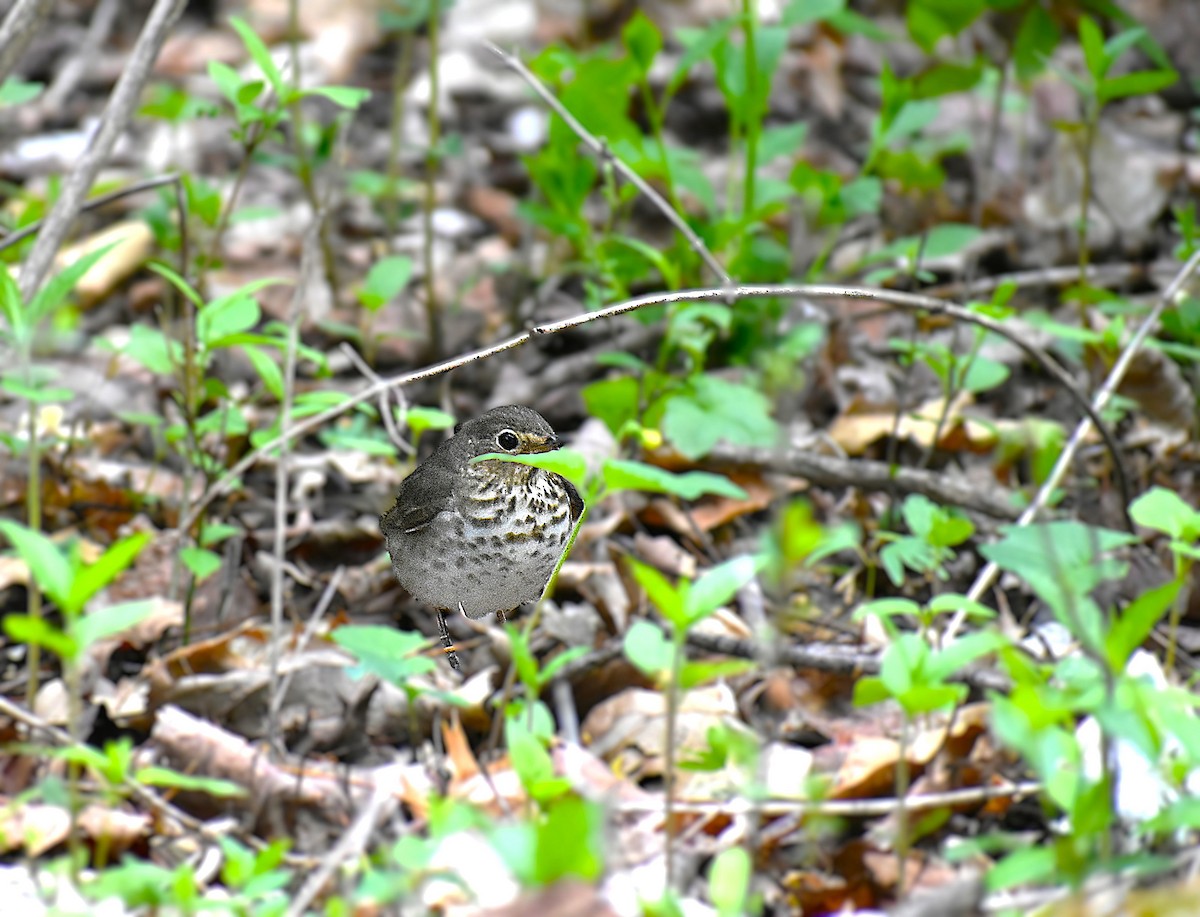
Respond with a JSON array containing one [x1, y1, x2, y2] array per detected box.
[[664, 626, 684, 892], [421, 3, 444, 359], [741, 0, 760, 220], [287, 0, 341, 298], [23, 400, 41, 702]]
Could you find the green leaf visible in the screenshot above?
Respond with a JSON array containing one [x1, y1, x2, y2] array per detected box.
[[829, 9, 891, 40], [685, 555, 760, 626], [229, 16, 284, 95], [4, 614, 77, 660], [709, 846, 752, 917], [197, 293, 261, 347], [782, 0, 845, 26], [300, 85, 371, 109], [474, 448, 589, 492], [1013, 5, 1058, 81], [509, 626, 541, 693], [149, 263, 204, 312], [242, 345, 283, 400], [1103, 26, 1147, 65], [622, 11, 662, 77], [630, 562, 685, 627], [913, 60, 984, 98], [987, 845, 1058, 891], [906, 0, 985, 53], [0, 264, 26, 343], [208, 60, 243, 107], [659, 375, 777, 460], [332, 624, 436, 684], [1078, 15, 1108, 81], [921, 222, 983, 258], [853, 597, 921, 621], [925, 631, 1007, 684], [539, 646, 590, 685], [136, 766, 245, 798], [758, 122, 808, 164], [534, 796, 604, 884], [601, 459, 746, 500], [180, 546, 223, 582], [926, 594, 995, 620], [1106, 579, 1179, 670], [73, 600, 156, 650], [1097, 69, 1178, 103], [0, 76, 44, 107], [116, 323, 182, 375], [358, 255, 413, 311], [623, 619, 675, 678], [853, 676, 891, 707], [670, 20, 738, 96], [404, 405, 455, 440], [0, 377, 73, 404], [0, 520, 71, 610], [200, 522, 240, 546], [679, 658, 755, 689], [581, 376, 641, 437], [1130, 487, 1200, 541], [29, 243, 117, 326], [506, 715, 570, 802], [66, 531, 150, 615]]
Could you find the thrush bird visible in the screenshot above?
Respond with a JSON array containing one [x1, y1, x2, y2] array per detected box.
[[381, 405, 584, 668]]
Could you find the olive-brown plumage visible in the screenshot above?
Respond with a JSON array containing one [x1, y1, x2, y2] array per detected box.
[[381, 405, 583, 666]]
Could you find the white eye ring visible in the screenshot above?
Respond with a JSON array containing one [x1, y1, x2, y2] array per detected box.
[[497, 430, 520, 451]]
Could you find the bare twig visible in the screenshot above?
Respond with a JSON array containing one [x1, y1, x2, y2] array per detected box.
[[487, 41, 733, 289], [0, 173, 181, 253], [16, 0, 186, 302], [613, 780, 1042, 819], [285, 782, 397, 917], [0, 694, 266, 850], [0, 0, 55, 87], [535, 284, 1132, 519], [708, 438, 1024, 520], [176, 282, 1135, 538], [39, 0, 119, 112]]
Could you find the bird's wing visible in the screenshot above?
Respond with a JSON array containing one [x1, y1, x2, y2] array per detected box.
[[564, 478, 585, 524], [380, 457, 457, 535]]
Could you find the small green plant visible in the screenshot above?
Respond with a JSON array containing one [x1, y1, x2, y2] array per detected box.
[[1053, 17, 1176, 273], [852, 595, 1005, 893], [1, 252, 117, 699], [957, 520, 1200, 891], [875, 494, 975, 588], [353, 254, 415, 363], [623, 552, 763, 888]]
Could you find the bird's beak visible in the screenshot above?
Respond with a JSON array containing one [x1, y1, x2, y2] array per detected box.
[[526, 432, 561, 454]]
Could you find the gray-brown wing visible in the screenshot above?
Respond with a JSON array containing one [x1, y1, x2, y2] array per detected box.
[[380, 456, 457, 536], [564, 478, 584, 524]]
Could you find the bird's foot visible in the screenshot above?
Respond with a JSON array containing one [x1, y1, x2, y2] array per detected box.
[[437, 609, 461, 670]]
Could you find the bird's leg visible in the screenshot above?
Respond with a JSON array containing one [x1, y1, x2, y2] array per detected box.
[[496, 609, 507, 625], [438, 607, 461, 670]]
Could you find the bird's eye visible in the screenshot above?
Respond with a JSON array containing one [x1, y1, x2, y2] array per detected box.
[[497, 430, 520, 451]]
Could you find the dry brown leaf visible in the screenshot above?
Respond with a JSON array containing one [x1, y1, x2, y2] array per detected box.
[[57, 221, 154, 307], [830, 704, 992, 801], [0, 802, 148, 857], [581, 684, 738, 785], [827, 391, 981, 455]]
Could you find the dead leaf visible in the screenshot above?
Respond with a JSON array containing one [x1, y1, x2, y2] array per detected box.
[[57, 221, 154, 308]]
